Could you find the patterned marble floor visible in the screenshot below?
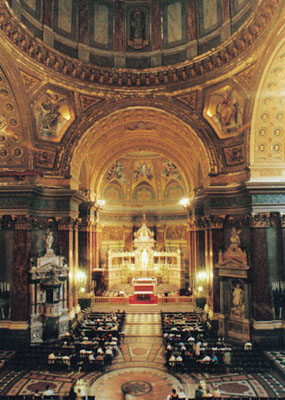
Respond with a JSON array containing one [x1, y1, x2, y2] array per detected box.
[[124, 313, 162, 336], [0, 311, 285, 398]]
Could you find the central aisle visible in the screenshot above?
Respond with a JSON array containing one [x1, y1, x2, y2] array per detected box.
[[90, 310, 193, 400], [124, 312, 162, 336]]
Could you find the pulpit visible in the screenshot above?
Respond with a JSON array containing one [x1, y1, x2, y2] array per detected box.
[[216, 228, 251, 342]]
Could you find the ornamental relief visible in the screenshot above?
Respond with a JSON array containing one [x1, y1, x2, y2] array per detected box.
[[203, 84, 246, 139], [32, 87, 75, 142]]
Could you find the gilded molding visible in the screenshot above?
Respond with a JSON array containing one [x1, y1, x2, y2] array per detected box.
[[0, 0, 281, 88], [250, 213, 280, 228], [57, 216, 76, 231]]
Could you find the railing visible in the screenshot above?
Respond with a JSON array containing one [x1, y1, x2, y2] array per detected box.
[[92, 296, 194, 305]]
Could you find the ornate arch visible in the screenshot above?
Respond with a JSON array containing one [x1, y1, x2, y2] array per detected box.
[[0, 44, 34, 170], [69, 103, 219, 195]]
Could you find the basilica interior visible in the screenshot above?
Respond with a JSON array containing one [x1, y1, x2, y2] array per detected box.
[[0, 0, 285, 398]]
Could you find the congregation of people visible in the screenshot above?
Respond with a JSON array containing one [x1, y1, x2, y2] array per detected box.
[[162, 311, 267, 375], [47, 310, 125, 372]]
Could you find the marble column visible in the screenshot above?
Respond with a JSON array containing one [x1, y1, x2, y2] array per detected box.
[[57, 217, 76, 313], [250, 214, 272, 321]]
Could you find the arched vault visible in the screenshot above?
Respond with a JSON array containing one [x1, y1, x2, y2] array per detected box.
[[70, 106, 217, 195]]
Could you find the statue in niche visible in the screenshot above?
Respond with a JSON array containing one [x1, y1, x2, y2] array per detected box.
[[230, 227, 241, 246], [128, 9, 149, 50], [232, 283, 243, 309], [45, 230, 55, 256]]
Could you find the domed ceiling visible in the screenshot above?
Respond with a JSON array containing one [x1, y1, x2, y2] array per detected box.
[[6, 0, 258, 70], [98, 151, 187, 212]]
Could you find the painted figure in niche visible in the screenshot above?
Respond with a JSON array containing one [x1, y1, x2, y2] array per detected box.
[[130, 9, 145, 40], [128, 9, 148, 50], [232, 283, 244, 309], [214, 90, 242, 133]]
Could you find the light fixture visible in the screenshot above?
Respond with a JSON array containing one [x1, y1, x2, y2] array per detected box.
[[75, 270, 87, 286], [179, 197, 190, 208], [197, 271, 208, 281], [96, 199, 106, 208]]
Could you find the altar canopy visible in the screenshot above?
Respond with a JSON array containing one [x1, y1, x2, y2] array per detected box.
[[106, 216, 184, 291]]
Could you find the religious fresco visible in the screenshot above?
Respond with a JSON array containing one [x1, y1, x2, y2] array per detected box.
[[166, 225, 186, 240], [33, 89, 74, 142], [54, 0, 77, 40], [57, 0, 72, 33], [133, 185, 155, 202], [162, 0, 186, 47], [101, 154, 186, 205], [167, 2, 182, 43], [133, 161, 153, 181], [203, 85, 245, 138], [197, 0, 221, 36], [161, 160, 181, 181], [89, 2, 113, 49], [106, 160, 126, 182], [165, 183, 184, 201], [103, 185, 124, 202]]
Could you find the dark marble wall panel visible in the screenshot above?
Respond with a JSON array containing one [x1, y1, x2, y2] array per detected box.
[[162, 50, 186, 66], [54, 40, 78, 58], [198, 35, 220, 54], [89, 53, 114, 68], [57, 230, 70, 262], [266, 227, 280, 282], [79, 0, 89, 44], [78, 231, 88, 269], [187, 0, 196, 41], [114, 1, 125, 52], [151, 0, 161, 51], [279, 228, 285, 281], [198, 230, 205, 270], [43, 0, 53, 27], [126, 57, 151, 69], [11, 230, 30, 321], [250, 228, 272, 321], [21, 15, 43, 39]]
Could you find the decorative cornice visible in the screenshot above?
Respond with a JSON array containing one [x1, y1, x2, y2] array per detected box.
[[250, 212, 280, 228], [0, 0, 281, 88]]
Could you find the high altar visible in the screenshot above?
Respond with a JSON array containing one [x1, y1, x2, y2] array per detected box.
[[105, 216, 185, 292]]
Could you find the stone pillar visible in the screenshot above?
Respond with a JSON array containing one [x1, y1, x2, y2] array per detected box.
[[94, 223, 103, 270], [211, 217, 224, 317], [57, 217, 77, 313], [78, 201, 97, 293]]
